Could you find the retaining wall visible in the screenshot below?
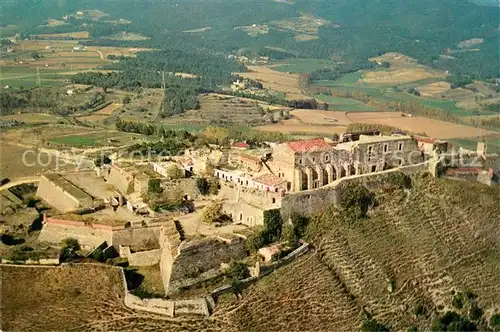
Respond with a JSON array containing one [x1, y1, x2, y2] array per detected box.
[[281, 162, 429, 220], [119, 245, 161, 266]]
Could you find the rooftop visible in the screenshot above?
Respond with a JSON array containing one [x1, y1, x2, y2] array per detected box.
[[252, 173, 287, 187], [44, 173, 93, 202], [232, 142, 250, 149], [285, 138, 333, 153]]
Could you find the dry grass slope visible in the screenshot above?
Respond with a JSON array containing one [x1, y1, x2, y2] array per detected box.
[[308, 174, 500, 330]]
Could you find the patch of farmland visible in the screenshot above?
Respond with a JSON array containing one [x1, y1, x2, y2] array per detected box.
[[0, 113, 63, 124], [237, 65, 309, 100], [32, 31, 90, 39], [290, 109, 351, 125], [362, 67, 447, 85], [257, 122, 346, 136], [314, 94, 376, 111], [345, 111, 496, 138], [416, 81, 451, 97], [103, 31, 150, 41], [49, 131, 147, 147], [78, 102, 122, 122], [271, 58, 337, 74]]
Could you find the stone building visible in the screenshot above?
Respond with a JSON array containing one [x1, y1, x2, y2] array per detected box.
[[36, 174, 95, 212]]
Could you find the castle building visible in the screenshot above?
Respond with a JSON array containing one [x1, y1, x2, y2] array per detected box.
[[266, 135, 419, 192]]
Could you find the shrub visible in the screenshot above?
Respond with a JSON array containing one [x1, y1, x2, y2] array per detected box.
[[340, 182, 373, 222], [468, 304, 483, 321], [360, 318, 389, 332], [432, 311, 477, 331], [60, 238, 81, 262], [166, 165, 183, 179], [452, 293, 465, 309], [388, 172, 411, 189], [225, 261, 249, 283], [148, 178, 163, 194], [122, 95, 131, 104], [490, 314, 500, 331], [196, 177, 210, 195], [202, 200, 229, 225]]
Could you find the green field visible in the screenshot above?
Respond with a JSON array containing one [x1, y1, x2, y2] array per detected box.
[[311, 74, 497, 117], [314, 94, 376, 111], [49, 134, 102, 146], [446, 137, 500, 154], [0, 67, 69, 88], [49, 131, 151, 147], [272, 58, 336, 74]]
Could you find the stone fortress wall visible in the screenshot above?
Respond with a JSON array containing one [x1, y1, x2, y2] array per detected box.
[[38, 215, 164, 250], [36, 174, 94, 213], [281, 161, 430, 220]]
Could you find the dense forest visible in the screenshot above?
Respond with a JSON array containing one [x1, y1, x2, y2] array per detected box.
[[2, 0, 498, 79]]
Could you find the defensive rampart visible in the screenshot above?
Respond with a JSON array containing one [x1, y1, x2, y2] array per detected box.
[[38, 216, 164, 250], [281, 162, 429, 220]]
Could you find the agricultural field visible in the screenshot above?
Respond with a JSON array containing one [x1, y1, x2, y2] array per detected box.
[[269, 14, 333, 41], [237, 65, 309, 100], [166, 93, 267, 126], [78, 102, 123, 122], [311, 63, 498, 117], [48, 130, 147, 148], [446, 136, 500, 154], [31, 31, 90, 39], [0, 40, 151, 88], [257, 121, 346, 137], [345, 111, 496, 138], [0, 113, 64, 124], [271, 58, 337, 74], [114, 89, 164, 122], [314, 94, 376, 111]]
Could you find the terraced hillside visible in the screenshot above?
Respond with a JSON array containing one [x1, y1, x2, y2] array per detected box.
[[305, 174, 500, 330], [166, 94, 268, 126]]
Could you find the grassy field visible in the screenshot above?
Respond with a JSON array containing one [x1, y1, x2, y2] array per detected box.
[[0, 113, 64, 123], [271, 58, 336, 74], [49, 131, 147, 147], [446, 136, 500, 153]]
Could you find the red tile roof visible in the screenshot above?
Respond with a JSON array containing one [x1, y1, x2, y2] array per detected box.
[[253, 173, 287, 187], [232, 142, 250, 148], [415, 136, 436, 144], [285, 138, 332, 152]]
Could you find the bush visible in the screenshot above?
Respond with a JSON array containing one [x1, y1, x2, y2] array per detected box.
[[340, 183, 373, 222], [122, 95, 131, 104], [148, 178, 163, 194], [490, 314, 500, 331], [468, 304, 483, 321], [388, 172, 411, 189], [166, 165, 183, 179], [225, 261, 249, 283], [360, 318, 389, 332], [452, 293, 465, 309], [431, 311, 477, 332], [60, 238, 81, 262], [202, 200, 228, 225], [196, 177, 210, 195]]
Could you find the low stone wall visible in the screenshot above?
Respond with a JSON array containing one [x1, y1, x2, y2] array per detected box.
[[281, 163, 429, 220], [119, 245, 161, 266], [210, 242, 310, 299], [39, 217, 163, 250], [118, 267, 209, 317], [0, 258, 59, 265]]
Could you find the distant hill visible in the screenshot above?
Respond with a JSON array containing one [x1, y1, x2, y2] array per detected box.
[[1, 0, 498, 77]]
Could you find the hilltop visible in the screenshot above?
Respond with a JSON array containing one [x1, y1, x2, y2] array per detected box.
[[3, 175, 499, 331]]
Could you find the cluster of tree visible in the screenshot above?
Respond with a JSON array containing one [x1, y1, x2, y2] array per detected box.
[[5, 0, 500, 79], [246, 209, 283, 252], [339, 182, 374, 225], [446, 75, 474, 89], [309, 60, 375, 82], [201, 200, 231, 225], [162, 84, 200, 117], [196, 177, 219, 196], [0, 88, 105, 116], [115, 118, 195, 140], [126, 140, 189, 157]]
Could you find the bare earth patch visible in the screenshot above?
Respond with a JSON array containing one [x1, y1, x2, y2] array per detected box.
[[416, 81, 451, 97], [34, 31, 90, 39], [237, 66, 309, 100], [346, 111, 496, 138]]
